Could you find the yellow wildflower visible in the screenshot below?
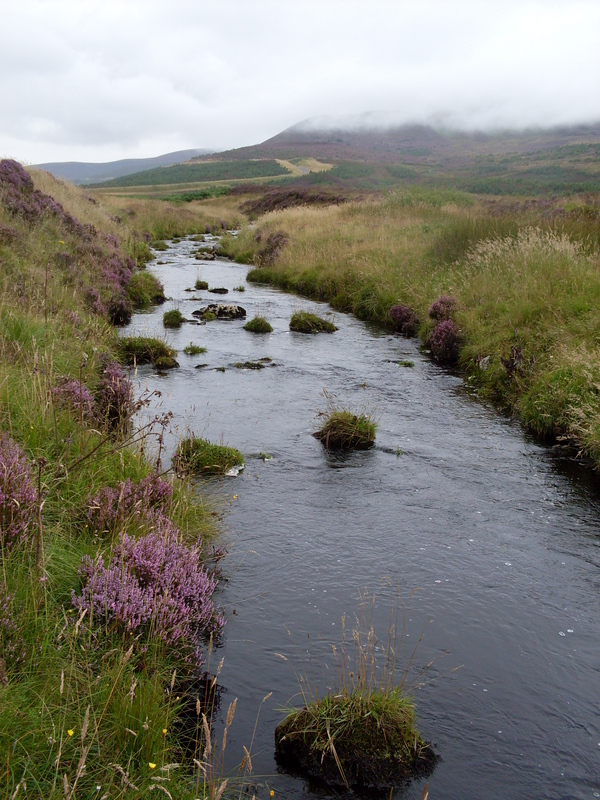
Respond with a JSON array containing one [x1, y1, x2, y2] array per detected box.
[[149, 762, 156, 769], [270, 792, 275, 798], [67, 729, 74, 737], [162, 728, 167, 735]]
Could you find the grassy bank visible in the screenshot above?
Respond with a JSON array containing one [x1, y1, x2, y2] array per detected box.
[[221, 189, 600, 465], [0, 162, 229, 797]]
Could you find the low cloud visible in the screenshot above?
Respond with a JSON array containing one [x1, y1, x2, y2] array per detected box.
[[1, 0, 599, 163]]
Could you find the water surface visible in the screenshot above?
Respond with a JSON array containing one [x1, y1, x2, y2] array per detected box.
[[124, 238, 600, 800]]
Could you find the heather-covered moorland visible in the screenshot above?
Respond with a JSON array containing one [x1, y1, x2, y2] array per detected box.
[[0, 161, 233, 797]]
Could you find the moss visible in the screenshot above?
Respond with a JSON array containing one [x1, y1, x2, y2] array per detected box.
[[202, 311, 217, 321], [289, 311, 337, 334], [126, 270, 166, 307], [234, 360, 266, 370], [195, 279, 209, 290], [174, 437, 244, 475], [243, 316, 273, 333], [163, 309, 185, 328], [275, 689, 436, 791], [314, 410, 376, 450], [119, 336, 176, 365], [183, 343, 207, 355]]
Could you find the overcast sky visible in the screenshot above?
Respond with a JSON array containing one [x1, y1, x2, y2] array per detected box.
[[2, 0, 599, 164]]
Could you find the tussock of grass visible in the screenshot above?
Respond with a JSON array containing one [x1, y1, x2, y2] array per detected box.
[[183, 343, 207, 355], [163, 308, 185, 328], [126, 270, 166, 307], [243, 316, 273, 333], [119, 336, 176, 366], [195, 278, 209, 290], [174, 437, 244, 476], [290, 310, 337, 334], [275, 589, 436, 790], [314, 409, 376, 450]]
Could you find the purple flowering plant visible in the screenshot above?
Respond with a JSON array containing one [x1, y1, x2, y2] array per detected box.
[[94, 362, 135, 431], [0, 434, 38, 551], [429, 319, 460, 364], [388, 304, 419, 337], [87, 474, 173, 534], [72, 526, 225, 666], [52, 378, 95, 420], [428, 295, 458, 321]]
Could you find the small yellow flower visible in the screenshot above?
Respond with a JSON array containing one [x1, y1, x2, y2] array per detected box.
[[162, 728, 167, 735], [233, 495, 238, 499], [270, 791, 275, 798], [149, 762, 156, 770], [59, 240, 65, 244], [67, 729, 74, 737]]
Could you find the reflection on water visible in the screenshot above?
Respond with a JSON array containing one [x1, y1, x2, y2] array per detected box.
[[124, 238, 600, 800]]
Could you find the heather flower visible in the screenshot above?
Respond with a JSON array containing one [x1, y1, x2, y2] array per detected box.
[[0, 434, 38, 550], [429, 319, 460, 364], [72, 528, 225, 665], [52, 378, 94, 420], [388, 304, 419, 337], [87, 475, 173, 533], [0, 224, 18, 245], [94, 362, 134, 431], [107, 295, 133, 326], [428, 295, 458, 321]]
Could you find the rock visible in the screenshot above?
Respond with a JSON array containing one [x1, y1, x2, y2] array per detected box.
[[192, 304, 246, 320], [208, 287, 228, 294]]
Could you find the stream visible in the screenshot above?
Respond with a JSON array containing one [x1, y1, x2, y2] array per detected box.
[[123, 236, 600, 800]]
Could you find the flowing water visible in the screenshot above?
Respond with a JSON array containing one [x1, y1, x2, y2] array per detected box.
[[123, 237, 600, 800]]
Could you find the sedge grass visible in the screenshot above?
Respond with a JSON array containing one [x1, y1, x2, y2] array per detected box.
[[174, 437, 245, 476], [313, 409, 376, 451]]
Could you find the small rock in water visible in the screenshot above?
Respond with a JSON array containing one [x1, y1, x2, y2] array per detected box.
[[208, 287, 228, 294], [192, 304, 246, 320]]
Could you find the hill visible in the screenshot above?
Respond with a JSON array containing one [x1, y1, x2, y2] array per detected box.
[[35, 148, 213, 185], [208, 119, 600, 195]]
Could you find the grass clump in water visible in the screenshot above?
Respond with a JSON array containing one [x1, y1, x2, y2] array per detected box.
[[233, 284, 246, 292], [152, 239, 168, 250], [119, 336, 177, 366], [290, 311, 337, 334], [244, 315, 273, 333], [163, 308, 185, 328], [174, 437, 244, 475], [184, 342, 207, 355], [275, 590, 436, 791], [126, 270, 165, 307], [314, 408, 376, 451], [195, 278, 209, 290]]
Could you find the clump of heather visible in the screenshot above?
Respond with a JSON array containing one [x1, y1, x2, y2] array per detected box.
[[0, 584, 26, 671], [429, 319, 460, 364], [52, 378, 94, 419], [94, 362, 134, 431], [0, 434, 38, 551], [0, 159, 89, 236], [107, 295, 133, 326], [428, 295, 458, 321], [72, 528, 225, 665], [87, 474, 173, 533], [388, 304, 419, 337], [0, 224, 18, 245]]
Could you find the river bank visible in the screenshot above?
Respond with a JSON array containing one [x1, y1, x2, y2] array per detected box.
[[0, 163, 235, 798], [220, 189, 600, 468]]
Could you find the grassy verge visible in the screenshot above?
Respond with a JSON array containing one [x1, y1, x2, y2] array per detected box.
[[0, 161, 230, 797], [221, 189, 600, 466]]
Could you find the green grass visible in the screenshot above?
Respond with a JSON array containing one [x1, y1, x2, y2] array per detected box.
[[195, 279, 209, 290], [163, 308, 185, 328], [183, 343, 207, 355], [174, 437, 244, 476], [233, 284, 246, 292], [243, 316, 273, 333], [94, 159, 292, 188], [289, 311, 337, 334], [119, 336, 177, 365], [152, 239, 168, 251], [0, 168, 226, 797], [313, 410, 376, 450], [126, 270, 166, 307]]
